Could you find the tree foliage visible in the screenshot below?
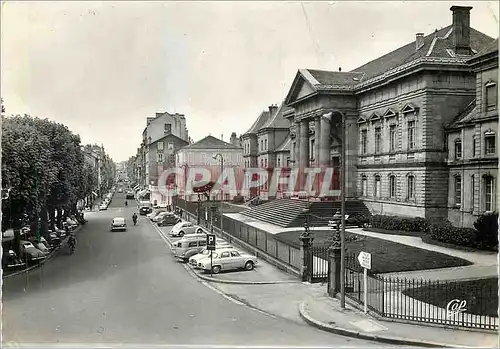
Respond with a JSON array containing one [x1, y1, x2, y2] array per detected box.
[[2, 115, 114, 231]]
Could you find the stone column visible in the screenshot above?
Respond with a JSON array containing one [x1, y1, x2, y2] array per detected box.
[[319, 113, 331, 167], [314, 116, 321, 167], [294, 121, 301, 168], [299, 119, 309, 168], [328, 245, 342, 297], [299, 233, 314, 282]]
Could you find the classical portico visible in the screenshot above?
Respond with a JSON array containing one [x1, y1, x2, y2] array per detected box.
[[285, 69, 360, 198]]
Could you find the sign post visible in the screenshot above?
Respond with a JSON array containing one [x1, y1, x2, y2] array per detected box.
[[207, 233, 216, 277], [357, 251, 372, 313]]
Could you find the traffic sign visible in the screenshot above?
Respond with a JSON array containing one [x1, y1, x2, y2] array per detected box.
[[206, 233, 216, 251], [357, 251, 371, 270]]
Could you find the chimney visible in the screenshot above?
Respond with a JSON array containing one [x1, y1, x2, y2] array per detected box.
[[230, 132, 237, 146], [221, 134, 223, 141], [415, 33, 424, 50], [450, 6, 473, 55], [268, 104, 278, 117]]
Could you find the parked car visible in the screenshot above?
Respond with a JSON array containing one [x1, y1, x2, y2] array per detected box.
[[19, 240, 46, 262], [198, 249, 257, 274], [126, 191, 134, 199], [169, 221, 204, 237], [99, 203, 108, 211], [345, 213, 371, 227], [149, 210, 166, 221], [47, 230, 61, 248], [2, 249, 24, 268], [110, 217, 127, 232], [189, 244, 233, 268], [172, 235, 209, 262], [33, 240, 50, 255], [139, 205, 153, 215], [157, 213, 181, 227]]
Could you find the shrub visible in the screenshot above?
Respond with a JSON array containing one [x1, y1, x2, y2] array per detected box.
[[473, 213, 499, 249], [370, 215, 428, 232], [429, 222, 478, 247]]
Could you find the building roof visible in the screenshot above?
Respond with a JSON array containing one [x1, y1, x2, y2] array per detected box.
[[260, 102, 292, 130], [149, 133, 189, 146], [350, 26, 492, 82], [467, 38, 499, 64], [180, 135, 241, 150], [244, 110, 270, 135], [447, 99, 479, 129], [275, 137, 291, 152], [286, 26, 494, 105]]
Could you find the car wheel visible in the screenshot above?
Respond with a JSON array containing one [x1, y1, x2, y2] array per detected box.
[[196, 228, 203, 234], [212, 265, 221, 274], [244, 261, 254, 271]]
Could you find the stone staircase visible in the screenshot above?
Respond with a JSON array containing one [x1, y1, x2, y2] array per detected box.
[[240, 198, 371, 228]]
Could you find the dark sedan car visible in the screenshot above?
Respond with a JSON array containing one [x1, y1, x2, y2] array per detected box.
[[139, 206, 153, 215]]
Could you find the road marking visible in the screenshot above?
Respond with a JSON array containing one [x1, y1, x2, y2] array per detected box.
[[148, 218, 276, 319]]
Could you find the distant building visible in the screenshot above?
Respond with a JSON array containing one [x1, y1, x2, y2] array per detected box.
[[176, 135, 243, 202]]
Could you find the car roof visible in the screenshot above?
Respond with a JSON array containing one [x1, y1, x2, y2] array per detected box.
[[113, 217, 125, 221]]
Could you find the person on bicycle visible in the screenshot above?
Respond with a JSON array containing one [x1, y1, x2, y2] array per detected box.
[[132, 212, 138, 225]]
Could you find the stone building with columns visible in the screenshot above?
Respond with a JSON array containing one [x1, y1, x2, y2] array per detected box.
[[280, 5, 495, 224]]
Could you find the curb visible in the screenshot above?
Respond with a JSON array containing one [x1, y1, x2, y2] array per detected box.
[[298, 301, 472, 348], [3, 224, 84, 280]]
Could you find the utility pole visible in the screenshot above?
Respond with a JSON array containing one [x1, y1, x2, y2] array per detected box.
[[340, 113, 346, 308], [213, 153, 224, 235]]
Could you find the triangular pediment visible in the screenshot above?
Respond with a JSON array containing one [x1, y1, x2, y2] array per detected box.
[[383, 108, 398, 118], [357, 116, 367, 124], [285, 70, 319, 106], [401, 103, 418, 114], [368, 112, 381, 122]]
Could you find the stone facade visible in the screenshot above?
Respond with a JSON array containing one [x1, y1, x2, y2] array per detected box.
[[278, 5, 496, 226]]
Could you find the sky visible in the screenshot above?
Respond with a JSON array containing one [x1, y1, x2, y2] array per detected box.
[[2, 1, 498, 163]]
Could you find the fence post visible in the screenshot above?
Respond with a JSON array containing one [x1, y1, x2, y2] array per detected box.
[[299, 234, 314, 282], [328, 245, 342, 297]]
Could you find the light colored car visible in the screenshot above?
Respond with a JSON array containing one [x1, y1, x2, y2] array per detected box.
[[19, 240, 46, 262], [151, 211, 168, 222], [198, 248, 257, 274], [99, 203, 108, 210], [189, 244, 234, 268], [169, 221, 204, 237], [110, 217, 127, 231]]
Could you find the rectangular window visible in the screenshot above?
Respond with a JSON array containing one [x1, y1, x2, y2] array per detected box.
[[389, 176, 396, 198], [157, 141, 164, 151], [471, 176, 475, 211], [264, 139, 267, 150], [486, 84, 497, 111], [408, 121, 415, 149], [167, 142, 174, 151], [455, 139, 462, 159], [485, 177, 494, 212], [362, 177, 367, 196], [485, 135, 496, 155], [389, 125, 397, 152], [277, 158, 281, 167], [169, 154, 175, 164], [472, 137, 477, 157], [201, 153, 206, 164], [361, 130, 368, 154], [454, 176, 462, 206], [374, 127, 381, 154], [164, 123, 172, 134], [310, 140, 315, 159], [157, 153, 164, 163]]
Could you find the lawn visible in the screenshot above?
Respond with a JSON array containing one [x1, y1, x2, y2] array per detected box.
[[274, 230, 472, 274], [402, 278, 498, 317]]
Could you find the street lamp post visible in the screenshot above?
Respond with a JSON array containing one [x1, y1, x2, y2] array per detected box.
[[340, 113, 347, 309], [180, 163, 189, 213], [213, 153, 224, 235]]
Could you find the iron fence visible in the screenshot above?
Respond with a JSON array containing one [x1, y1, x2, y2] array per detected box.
[[311, 246, 329, 283], [344, 258, 498, 330]]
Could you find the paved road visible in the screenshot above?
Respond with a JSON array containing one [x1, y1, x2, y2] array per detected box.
[[3, 191, 401, 347]]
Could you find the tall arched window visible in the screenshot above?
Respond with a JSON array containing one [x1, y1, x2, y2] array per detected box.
[[374, 175, 381, 197], [484, 175, 495, 212], [407, 175, 415, 200], [361, 175, 367, 196], [389, 175, 397, 198]]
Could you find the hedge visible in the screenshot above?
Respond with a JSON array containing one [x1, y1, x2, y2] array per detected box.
[[370, 213, 498, 250]]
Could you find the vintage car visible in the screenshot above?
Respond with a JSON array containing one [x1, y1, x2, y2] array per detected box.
[[189, 243, 233, 268], [149, 210, 167, 221], [110, 217, 127, 232], [19, 240, 46, 262], [99, 203, 108, 211], [169, 221, 204, 237], [157, 213, 181, 226], [2, 249, 25, 268], [197, 248, 257, 274], [139, 205, 153, 215]]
